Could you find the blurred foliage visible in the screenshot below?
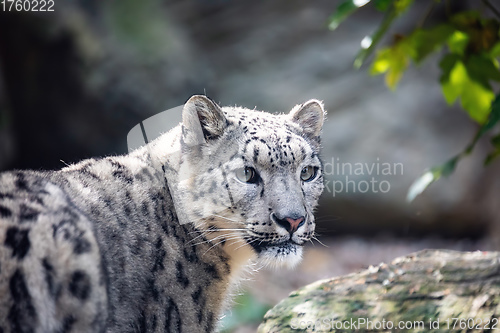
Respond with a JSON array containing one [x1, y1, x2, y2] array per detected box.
[[220, 292, 271, 332], [329, 0, 500, 200], [106, 0, 172, 58]]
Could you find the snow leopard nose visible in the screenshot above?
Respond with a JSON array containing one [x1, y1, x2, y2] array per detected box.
[[272, 213, 305, 234]]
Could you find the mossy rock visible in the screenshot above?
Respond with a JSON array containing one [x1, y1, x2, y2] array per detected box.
[[259, 249, 500, 332]]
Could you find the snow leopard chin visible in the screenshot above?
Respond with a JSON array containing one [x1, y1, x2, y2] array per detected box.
[[256, 242, 304, 269]]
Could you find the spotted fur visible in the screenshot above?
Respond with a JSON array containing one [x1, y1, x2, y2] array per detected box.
[[0, 95, 325, 332]]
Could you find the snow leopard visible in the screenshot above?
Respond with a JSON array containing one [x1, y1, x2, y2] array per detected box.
[[0, 95, 325, 332]]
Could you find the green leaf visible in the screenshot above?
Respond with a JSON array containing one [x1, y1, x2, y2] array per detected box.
[[370, 48, 392, 74], [481, 96, 500, 164], [328, 0, 371, 31], [480, 93, 500, 135], [492, 133, 500, 146], [370, 40, 411, 89], [485, 149, 500, 165], [409, 24, 454, 63], [440, 58, 495, 123], [407, 156, 459, 202], [460, 81, 494, 124], [370, 23, 456, 90], [441, 59, 467, 105], [467, 18, 500, 54], [440, 54, 499, 123], [374, 0, 392, 12], [490, 42, 500, 58], [393, 0, 414, 14], [449, 11, 500, 54], [447, 30, 469, 55], [450, 11, 481, 30], [484, 134, 500, 165], [439, 53, 461, 81], [485, 132, 500, 165], [465, 55, 500, 87]]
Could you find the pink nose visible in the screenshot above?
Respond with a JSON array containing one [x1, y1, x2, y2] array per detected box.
[[285, 217, 305, 234]]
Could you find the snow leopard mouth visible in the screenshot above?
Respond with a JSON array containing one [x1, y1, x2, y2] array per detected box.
[[248, 238, 303, 254]]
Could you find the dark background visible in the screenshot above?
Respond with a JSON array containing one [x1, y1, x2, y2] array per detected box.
[[0, 1, 499, 331]]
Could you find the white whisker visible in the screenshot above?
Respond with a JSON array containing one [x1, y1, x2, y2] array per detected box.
[[312, 235, 328, 247], [195, 233, 244, 248], [212, 214, 242, 223], [192, 234, 228, 247], [202, 236, 245, 255], [187, 228, 246, 245]]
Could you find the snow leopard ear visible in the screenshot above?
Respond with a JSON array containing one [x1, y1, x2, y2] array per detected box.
[[289, 99, 325, 142], [182, 95, 228, 145]]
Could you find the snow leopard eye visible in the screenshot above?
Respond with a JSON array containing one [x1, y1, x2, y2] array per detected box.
[[235, 167, 259, 183], [300, 166, 317, 182]]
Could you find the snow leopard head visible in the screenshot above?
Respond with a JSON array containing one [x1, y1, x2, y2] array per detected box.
[[176, 95, 325, 268]]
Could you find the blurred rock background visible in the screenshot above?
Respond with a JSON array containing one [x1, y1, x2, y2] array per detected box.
[[0, 0, 499, 332]]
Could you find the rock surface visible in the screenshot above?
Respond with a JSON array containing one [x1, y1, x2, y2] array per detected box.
[[258, 249, 500, 332]]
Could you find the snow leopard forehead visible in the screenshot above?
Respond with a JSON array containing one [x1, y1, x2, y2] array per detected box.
[[219, 106, 321, 171]]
